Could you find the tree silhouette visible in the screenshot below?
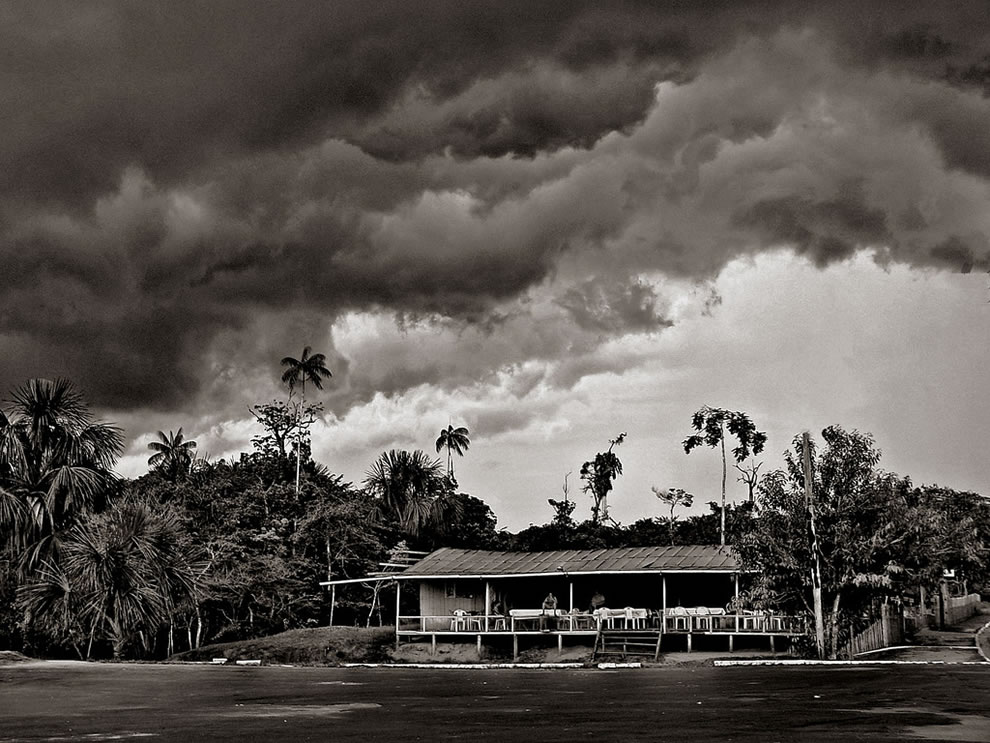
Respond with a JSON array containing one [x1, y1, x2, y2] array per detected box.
[[147, 428, 197, 481], [548, 471, 576, 529], [580, 433, 626, 524], [364, 449, 460, 541], [18, 499, 198, 659], [0, 378, 123, 572], [435, 424, 470, 484], [652, 486, 694, 545], [735, 459, 764, 503], [280, 347, 332, 494], [684, 406, 766, 545]]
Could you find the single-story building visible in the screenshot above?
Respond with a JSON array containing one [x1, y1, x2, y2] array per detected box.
[[322, 544, 804, 659]]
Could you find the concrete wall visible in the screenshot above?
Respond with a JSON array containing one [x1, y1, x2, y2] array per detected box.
[[944, 593, 981, 626]]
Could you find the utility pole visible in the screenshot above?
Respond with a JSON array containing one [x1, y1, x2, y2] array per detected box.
[[803, 431, 826, 659]]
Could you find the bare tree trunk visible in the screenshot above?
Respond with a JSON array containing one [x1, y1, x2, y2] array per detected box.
[[804, 432, 826, 660], [326, 534, 333, 580], [719, 429, 727, 546], [367, 582, 383, 627], [194, 604, 203, 649], [829, 593, 842, 660], [294, 383, 305, 496], [86, 620, 97, 660]]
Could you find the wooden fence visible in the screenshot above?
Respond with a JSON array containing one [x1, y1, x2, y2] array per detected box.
[[842, 604, 903, 658]]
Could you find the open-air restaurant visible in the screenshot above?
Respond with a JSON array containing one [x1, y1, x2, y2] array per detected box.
[[323, 545, 805, 657]]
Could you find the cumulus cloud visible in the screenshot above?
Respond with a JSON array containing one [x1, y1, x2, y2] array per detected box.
[[2, 0, 990, 445]]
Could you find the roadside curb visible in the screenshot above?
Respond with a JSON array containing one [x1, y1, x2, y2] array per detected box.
[[975, 621, 990, 664], [341, 662, 642, 669], [715, 659, 988, 666], [854, 645, 976, 656], [343, 662, 585, 669]]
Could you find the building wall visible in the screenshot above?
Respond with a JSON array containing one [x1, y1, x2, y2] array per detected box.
[[419, 580, 486, 631]]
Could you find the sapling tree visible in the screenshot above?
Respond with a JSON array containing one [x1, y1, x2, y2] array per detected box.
[[548, 471, 576, 529], [651, 486, 694, 545], [683, 407, 766, 545]]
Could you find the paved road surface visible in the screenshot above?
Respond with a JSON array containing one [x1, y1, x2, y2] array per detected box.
[[2, 662, 989, 742]]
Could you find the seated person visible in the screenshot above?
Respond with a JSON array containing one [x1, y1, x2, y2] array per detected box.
[[589, 590, 606, 612], [540, 592, 558, 631]]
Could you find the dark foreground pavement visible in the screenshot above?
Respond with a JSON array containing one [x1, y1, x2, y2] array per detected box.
[[2, 661, 989, 742]]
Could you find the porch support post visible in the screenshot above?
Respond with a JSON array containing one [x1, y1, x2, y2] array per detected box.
[[729, 634, 734, 652], [770, 634, 776, 655], [477, 633, 482, 658], [395, 580, 401, 651], [395, 580, 401, 628], [485, 581, 491, 632], [734, 573, 740, 635], [569, 581, 574, 613], [558, 634, 563, 655], [687, 632, 692, 653], [431, 634, 436, 656], [662, 574, 667, 632], [513, 633, 519, 660]]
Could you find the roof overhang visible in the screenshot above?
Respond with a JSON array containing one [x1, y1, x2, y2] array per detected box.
[[395, 568, 740, 580], [319, 576, 397, 587]]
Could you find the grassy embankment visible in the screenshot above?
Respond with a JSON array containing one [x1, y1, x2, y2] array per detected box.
[[0, 651, 32, 665], [171, 626, 596, 665], [170, 626, 395, 665]]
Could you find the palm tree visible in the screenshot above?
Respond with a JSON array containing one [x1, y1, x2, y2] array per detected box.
[[280, 347, 332, 494], [0, 378, 123, 572], [18, 499, 199, 659], [147, 428, 197, 481], [434, 424, 470, 483], [364, 449, 460, 539]]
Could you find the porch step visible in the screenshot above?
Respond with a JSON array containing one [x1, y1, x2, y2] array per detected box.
[[593, 630, 662, 662]]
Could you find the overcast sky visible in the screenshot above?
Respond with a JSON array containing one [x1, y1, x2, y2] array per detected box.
[[3, 2, 989, 530]]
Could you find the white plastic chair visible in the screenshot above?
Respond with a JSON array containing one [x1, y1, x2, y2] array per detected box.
[[450, 609, 468, 631]]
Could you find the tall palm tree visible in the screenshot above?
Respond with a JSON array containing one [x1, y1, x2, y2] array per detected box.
[[434, 424, 470, 483], [147, 428, 197, 481], [364, 449, 460, 539], [280, 347, 332, 494], [0, 378, 123, 571]]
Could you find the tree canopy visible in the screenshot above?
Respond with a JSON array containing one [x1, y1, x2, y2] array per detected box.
[[2, 374, 988, 662], [435, 424, 470, 483], [147, 428, 197, 481], [580, 433, 626, 524], [735, 426, 987, 658]]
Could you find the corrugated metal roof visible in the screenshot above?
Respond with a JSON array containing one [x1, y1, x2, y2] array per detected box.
[[399, 545, 739, 578]]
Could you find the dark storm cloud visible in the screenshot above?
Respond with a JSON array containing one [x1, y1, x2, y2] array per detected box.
[[3, 0, 990, 421], [557, 278, 672, 335], [733, 187, 891, 268], [0, 1, 709, 206]]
